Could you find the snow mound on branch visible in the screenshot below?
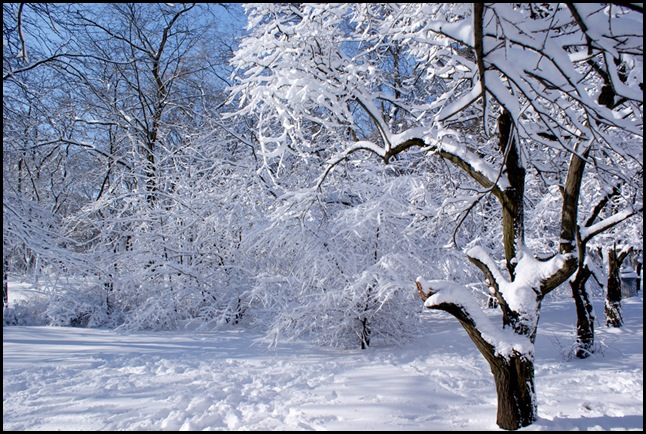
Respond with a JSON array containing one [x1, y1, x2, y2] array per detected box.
[[417, 277, 532, 358]]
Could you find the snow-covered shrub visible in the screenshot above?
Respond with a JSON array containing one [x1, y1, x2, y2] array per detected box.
[[45, 282, 112, 328], [244, 164, 476, 348], [4, 297, 49, 326]]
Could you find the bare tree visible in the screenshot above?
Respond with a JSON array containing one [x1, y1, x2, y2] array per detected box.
[[4, 3, 254, 327]]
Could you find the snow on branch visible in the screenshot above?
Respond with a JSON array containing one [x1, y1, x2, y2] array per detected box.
[[416, 277, 532, 359], [580, 206, 641, 243], [466, 246, 507, 293]]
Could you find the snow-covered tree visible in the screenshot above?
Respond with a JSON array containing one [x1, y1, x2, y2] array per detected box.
[[230, 3, 642, 430], [3, 8, 99, 280], [3, 3, 262, 329], [243, 152, 471, 348], [229, 3, 492, 349]]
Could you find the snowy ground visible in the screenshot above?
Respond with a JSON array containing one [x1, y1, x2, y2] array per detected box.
[[3, 280, 643, 431]]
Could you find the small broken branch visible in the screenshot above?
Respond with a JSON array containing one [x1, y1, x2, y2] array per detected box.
[[416, 280, 432, 302]]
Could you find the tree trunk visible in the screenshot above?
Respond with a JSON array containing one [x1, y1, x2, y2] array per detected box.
[[359, 285, 373, 349], [490, 354, 537, 430], [3, 256, 8, 308], [359, 316, 371, 349], [605, 246, 628, 328], [570, 265, 595, 358], [420, 296, 538, 431], [497, 109, 525, 278], [634, 253, 642, 294]]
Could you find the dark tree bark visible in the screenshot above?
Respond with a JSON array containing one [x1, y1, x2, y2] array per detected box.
[[569, 186, 616, 358], [417, 285, 538, 430], [490, 354, 536, 429], [414, 94, 582, 428], [3, 256, 8, 308], [605, 248, 623, 327], [605, 245, 632, 327], [359, 316, 371, 349], [570, 265, 595, 358], [415, 105, 580, 429], [634, 252, 642, 294]]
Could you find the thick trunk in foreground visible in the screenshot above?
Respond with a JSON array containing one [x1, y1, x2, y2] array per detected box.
[[490, 354, 536, 430], [417, 288, 537, 430], [456, 309, 537, 430]]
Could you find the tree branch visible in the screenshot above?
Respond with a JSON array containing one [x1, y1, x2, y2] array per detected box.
[[473, 3, 487, 131], [559, 142, 591, 254]]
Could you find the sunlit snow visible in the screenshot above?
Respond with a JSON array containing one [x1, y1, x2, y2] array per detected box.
[[3, 279, 643, 431]]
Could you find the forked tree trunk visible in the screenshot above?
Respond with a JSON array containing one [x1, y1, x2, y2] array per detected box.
[[460, 318, 537, 430], [419, 294, 539, 430], [414, 32, 583, 426]]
